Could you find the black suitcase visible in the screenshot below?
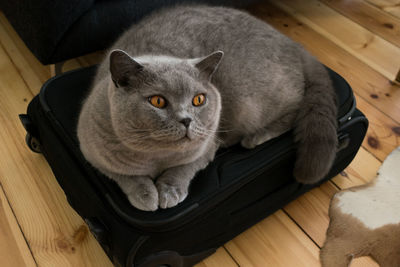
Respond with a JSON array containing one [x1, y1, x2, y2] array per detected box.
[[20, 65, 368, 267]]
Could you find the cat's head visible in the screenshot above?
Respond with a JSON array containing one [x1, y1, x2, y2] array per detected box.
[[107, 49, 223, 152]]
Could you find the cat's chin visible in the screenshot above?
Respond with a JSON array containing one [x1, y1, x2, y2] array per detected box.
[[174, 135, 202, 146], [156, 130, 203, 144], [168, 135, 210, 149]]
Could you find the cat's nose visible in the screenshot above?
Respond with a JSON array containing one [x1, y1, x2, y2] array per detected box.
[[180, 118, 192, 128]]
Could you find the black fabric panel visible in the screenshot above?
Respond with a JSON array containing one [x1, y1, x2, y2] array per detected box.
[[0, 0, 94, 64], [0, 0, 261, 64], [48, 0, 137, 64], [50, 0, 261, 64]]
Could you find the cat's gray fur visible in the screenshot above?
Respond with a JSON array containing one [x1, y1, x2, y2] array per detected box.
[[78, 5, 338, 211]]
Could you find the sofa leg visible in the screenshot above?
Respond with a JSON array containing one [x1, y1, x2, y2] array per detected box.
[[50, 61, 65, 76]]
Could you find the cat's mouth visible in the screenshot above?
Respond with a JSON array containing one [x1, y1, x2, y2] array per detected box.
[[174, 129, 196, 143], [147, 128, 202, 145], [177, 133, 193, 142], [185, 129, 194, 140]]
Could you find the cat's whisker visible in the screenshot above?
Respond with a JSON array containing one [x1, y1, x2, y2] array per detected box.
[[199, 128, 233, 134], [192, 129, 223, 144], [192, 122, 233, 134]]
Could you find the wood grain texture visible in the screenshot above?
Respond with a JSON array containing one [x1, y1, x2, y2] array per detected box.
[[0, 12, 50, 96], [284, 182, 336, 246], [63, 59, 85, 73], [366, 0, 400, 19], [274, 0, 400, 81], [0, 42, 113, 266], [76, 52, 104, 67], [356, 93, 400, 161], [351, 257, 380, 266], [225, 210, 320, 267], [0, 185, 37, 267], [195, 248, 238, 267], [332, 148, 382, 189], [320, 0, 400, 47]]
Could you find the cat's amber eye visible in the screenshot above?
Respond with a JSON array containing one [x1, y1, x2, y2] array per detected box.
[[193, 94, 206, 106], [149, 96, 166, 108]]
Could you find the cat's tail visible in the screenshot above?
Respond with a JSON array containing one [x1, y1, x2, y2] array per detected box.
[[293, 54, 338, 184]]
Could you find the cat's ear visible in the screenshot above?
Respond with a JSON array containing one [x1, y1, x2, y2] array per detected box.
[[192, 51, 224, 80], [109, 49, 144, 88]]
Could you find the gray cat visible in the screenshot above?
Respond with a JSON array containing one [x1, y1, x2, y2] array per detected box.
[[77, 5, 337, 211]]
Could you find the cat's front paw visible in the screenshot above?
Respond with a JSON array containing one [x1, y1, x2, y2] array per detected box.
[[156, 181, 188, 209], [127, 182, 159, 211]]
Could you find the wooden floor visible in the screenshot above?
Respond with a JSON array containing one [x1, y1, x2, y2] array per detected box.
[[0, 0, 399, 266]]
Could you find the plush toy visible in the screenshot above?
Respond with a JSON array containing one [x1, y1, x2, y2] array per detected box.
[[321, 147, 400, 267]]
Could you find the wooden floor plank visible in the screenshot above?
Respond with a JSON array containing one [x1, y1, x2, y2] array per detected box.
[[0, 12, 51, 96], [283, 147, 381, 267], [195, 248, 238, 267], [366, 0, 400, 20], [76, 52, 104, 67], [63, 59, 85, 73], [0, 185, 37, 267], [0, 41, 112, 266], [225, 210, 320, 267], [320, 0, 400, 47], [332, 148, 382, 189], [284, 182, 336, 246], [273, 0, 400, 81], [356, 93, 400, 161]]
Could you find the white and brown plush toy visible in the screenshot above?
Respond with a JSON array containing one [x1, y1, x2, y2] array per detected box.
[[321, 147, 400, 267]]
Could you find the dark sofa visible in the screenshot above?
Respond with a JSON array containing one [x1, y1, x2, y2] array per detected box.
[[0, 0, 259, 65]]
